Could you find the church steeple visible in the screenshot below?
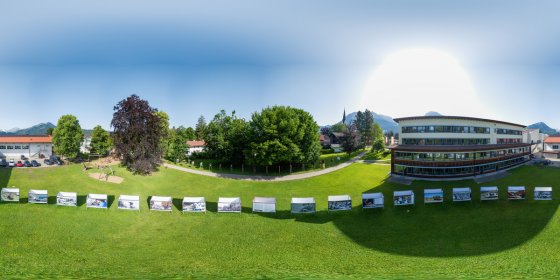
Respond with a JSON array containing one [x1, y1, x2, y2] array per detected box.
[[342, 108, 346, 125]]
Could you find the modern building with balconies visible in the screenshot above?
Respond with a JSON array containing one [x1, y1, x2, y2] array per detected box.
[[390, 116, 531, 178]]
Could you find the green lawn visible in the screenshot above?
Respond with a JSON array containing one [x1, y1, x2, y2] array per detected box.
[[0, 163, 559, 279], [177, 150, 365, 176]]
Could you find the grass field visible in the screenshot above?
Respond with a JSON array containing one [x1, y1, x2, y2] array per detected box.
[[0, 163, 559, 279], [178, 150, 365, 176]]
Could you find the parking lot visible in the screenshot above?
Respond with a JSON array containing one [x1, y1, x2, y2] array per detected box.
[[0, 155, 64, 168]]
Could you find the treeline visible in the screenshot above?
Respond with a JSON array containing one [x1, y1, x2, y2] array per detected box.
[[49, 95, 322, 174], [324, 109, 384, 153], [184, 107, 321, 167]]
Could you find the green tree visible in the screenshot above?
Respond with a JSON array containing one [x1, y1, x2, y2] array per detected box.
[[205, 110, 249, 164], [195, 115, 207, 140], [341, 123, 359, 154], [246, 106, 321, 166], [165, 128, 189, 163], [154, 111, 170, 155], [52, 114, 84, 159], [89, 125, 112, 155]]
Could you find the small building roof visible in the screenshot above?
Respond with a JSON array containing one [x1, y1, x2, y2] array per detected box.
[[218, 197, 240, 203], [183, 197, 205, 203], [394, 190, 414, 196], [362, 192, 383, 199], [29, 189, 48, 195], [424, 188, 443, 194], [57, 192, 77, 197], [186, 140, 206, 147], [88, 193, 107, 200], [0, 135, 52, 143], [328, 195, 351, 201], [150, 196, 172, 202], [253, 197, 276, 204], [535, 186, 552, 192], [119, 195, 140, 201], [291, 197, 315, 204], [453, 187, 471, 193], [544, 136, 560, 143]]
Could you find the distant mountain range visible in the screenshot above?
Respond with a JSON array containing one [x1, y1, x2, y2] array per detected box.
[[327, 110, 559, 135], [528, 122, 559, 135], [341, 111, 399, 133], [0, 122, 56, 135], [0, 122, 96, 136]]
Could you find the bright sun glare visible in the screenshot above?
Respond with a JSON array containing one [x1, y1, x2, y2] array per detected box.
[[363, 48, 484, 118]]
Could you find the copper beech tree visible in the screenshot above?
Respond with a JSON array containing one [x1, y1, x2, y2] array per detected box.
[[111, 95, 165, 174]]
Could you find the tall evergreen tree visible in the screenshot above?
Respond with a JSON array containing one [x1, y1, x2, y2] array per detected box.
[[195, 115, 207, 140]]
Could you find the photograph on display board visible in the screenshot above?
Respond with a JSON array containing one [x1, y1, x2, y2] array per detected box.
[[150, 200, 173, 211], [328, 200, 352, 211], [118, 199, 140, 210], [534, 187, 552, 200], [28, 191, 48, 204], [507, 188, 526, 199], [291, 203, 315, 213], [183, 201, 206, 212], [57, 194, 77, 206], [394, 195, 413, 205], [453, 189, 471, 201], [362, 198, 383, 208], [218, 202, 241, 212], [1, 189, 20, 202], [424, 190, 443, 203], [86, 198, 108, 208], [480, 187, 499, 201]]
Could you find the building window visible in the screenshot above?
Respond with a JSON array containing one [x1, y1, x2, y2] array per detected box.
[[553, 145, 559, 150], [22, 145, 29, 149], [0, 145, 5, 149], [6, 145, 13, 149], [402, 125, 490, 134], [14, 145, 21, 149]]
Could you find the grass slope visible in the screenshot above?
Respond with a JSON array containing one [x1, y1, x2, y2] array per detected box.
[[0, 164, 559, 279]]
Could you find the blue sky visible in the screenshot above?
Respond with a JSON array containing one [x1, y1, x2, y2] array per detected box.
[[0, 0, 559, 130]]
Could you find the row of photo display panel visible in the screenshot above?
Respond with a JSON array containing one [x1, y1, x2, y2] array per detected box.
[[1, 189, 554, 211]]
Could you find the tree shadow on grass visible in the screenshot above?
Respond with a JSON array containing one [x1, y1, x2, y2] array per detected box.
[[330, 178, 559, 257]]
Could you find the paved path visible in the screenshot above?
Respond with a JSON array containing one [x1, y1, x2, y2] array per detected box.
[[163, 152, 366, 181]]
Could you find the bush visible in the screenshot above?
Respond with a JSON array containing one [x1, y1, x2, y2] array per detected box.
[[321, 148, 335, 155]]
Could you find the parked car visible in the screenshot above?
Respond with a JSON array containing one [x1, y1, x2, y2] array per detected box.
[[50, 155, 64, 165], [43, 159, 53, 166], [8, 159, 15, 167], [23, 160, 32, 167], [0, 159, 7, 167], [16, 161, 24, 167], [20, 155, 27, 160], [31, 160, 41, 167]]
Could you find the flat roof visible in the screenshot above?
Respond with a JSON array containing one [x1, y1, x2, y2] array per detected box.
[[0, 135, 52, 143], [393, 116, 526, 128], [391, 143, 530, 152]]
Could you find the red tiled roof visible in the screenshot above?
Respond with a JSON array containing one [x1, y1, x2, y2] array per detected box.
[[186, 140, 206, 147], [544, 136, 560, 143], [0, 135, 52, 143]]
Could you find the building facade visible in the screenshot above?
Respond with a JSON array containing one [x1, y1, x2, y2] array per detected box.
[[0, 136, 53, 159], [186, 140, 206, 156], [542, 136, 560, 159], [390, 116, 531, 178]]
